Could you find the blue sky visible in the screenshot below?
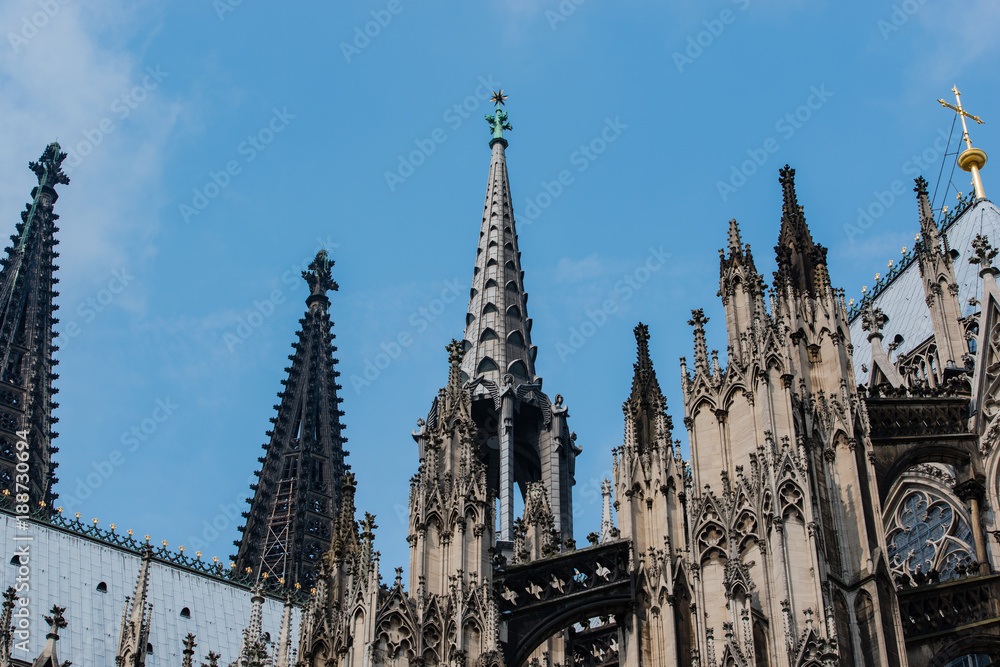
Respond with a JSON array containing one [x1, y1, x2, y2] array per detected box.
[[1, 0, 999, 577]]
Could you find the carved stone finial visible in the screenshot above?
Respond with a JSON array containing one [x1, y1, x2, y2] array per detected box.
[[860, 304, 888, 334], [970, 234, 998, 269]]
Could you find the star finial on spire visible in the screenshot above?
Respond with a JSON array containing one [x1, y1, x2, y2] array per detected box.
[[486, 92, 513, 148]]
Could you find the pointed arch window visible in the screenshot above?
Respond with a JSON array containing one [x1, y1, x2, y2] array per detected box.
[[480, 329, 499, 342], [483, 303, 498, 315], [506, 305, 522, 319], [484, 279, 499, 289], [466, 313, 475, 326], [477, 358, 498, 374], [508, 361, 529, 378], [470, 288, 477, 299], [96, 582, 108, 593], [486, 258, 498, 268], [489, 240, 498, 248], [505, 281, 518, 292], [180, 607, 191, 619], [504, 242, 514, 251], [505, 260, 516, 271], [507, 331, 525, 347]]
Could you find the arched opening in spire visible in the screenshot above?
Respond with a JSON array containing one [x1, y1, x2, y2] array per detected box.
[[505, 260, 516, 271], [507, 331, 525, 347], [470, 288, 477, 299], [485, 279, 499, 289], [462, 340, 472, 353], [480, 328, 498, 342], [506, 305, 522, 319], [466, 313, 475, 326], [508, 360, 529, 379], [483, 303, 498, 315], [477, 358, 498, 374], [505, 281, 518, 293], [487, 258, 498, 267], [504, 242, 514, 251], [489, 240, 498, 248]]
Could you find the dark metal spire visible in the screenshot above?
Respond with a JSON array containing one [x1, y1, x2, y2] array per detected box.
[[0, 143, 66, 511], [233, 250, 349, 590]]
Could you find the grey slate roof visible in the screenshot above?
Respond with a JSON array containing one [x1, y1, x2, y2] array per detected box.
[[848, 199, 1000, 383]]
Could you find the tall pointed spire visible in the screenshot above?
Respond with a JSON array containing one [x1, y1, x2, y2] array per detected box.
[[116, 547, 152, 667], [461, 96, 538, 385], [0, 143, 67, 511], [773, 165, 827, 295], [234, 249, 349, 589]]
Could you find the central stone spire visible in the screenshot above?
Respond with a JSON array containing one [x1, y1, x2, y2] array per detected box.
[[414, 98, 578, 551], [461, 95, 538, 385]]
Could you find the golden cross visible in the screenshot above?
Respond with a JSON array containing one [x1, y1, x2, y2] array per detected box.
[[938, 86, 984, 151]]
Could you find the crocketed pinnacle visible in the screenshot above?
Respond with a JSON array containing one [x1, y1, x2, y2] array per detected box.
[[774, 165, 827, 295], [629, 323, 661, 404], [913, 176, 941, 247], [116, 547, 152, 667], [461, 108, 537, 386], [689, 309, 711, 375], [234, 250, 349, 589]]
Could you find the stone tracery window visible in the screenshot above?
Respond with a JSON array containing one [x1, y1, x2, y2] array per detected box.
[[885, 487, 974, 581]]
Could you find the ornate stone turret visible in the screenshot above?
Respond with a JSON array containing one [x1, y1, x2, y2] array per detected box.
[[684, 167, 905, 666], [614, 323, 692, 667], [234, 250, 349, 589], [234, 585, 271, 667], [296, 473, 381, 665], [116, 547, 152, 667], [0, 143, 67, 510], [450, 96, 578, 545]]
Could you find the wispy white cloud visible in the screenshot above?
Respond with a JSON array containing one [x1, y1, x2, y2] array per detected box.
[[0, 0, 177, 311]]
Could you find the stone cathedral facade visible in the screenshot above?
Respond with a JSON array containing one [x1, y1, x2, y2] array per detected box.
[[3, 98, 1000, 666]]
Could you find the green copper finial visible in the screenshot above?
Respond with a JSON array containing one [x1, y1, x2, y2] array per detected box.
[[486, 90, 512, 148]]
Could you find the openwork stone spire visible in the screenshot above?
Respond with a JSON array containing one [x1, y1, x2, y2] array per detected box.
[[234, 250, 349, 589], [461, 100, 537, 385], [773, 165, 827, 295], [0, 143, 67, 510]]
